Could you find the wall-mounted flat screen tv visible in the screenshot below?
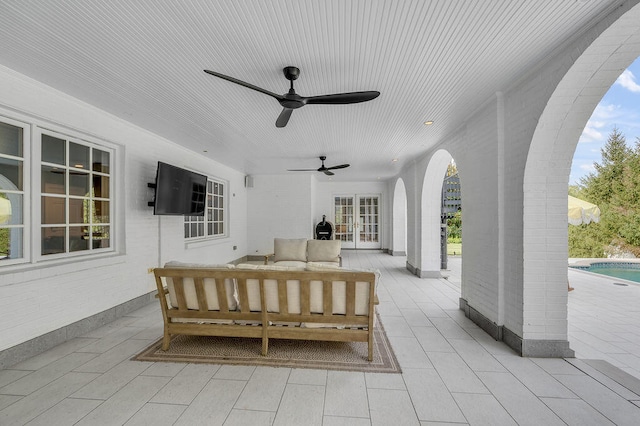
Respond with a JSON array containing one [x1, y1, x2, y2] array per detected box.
[[152, 161, 207, 216]]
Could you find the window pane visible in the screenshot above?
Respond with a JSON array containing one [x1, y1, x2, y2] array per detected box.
[[0, 122, 23, 157], [41, 165, 65, 194], [93, 175, 109, 198], [42, 196, 65, 224], [94, 200, 109, 223], [92, 149, 110, 173], [92, 226, 110, 248], [42, 227, 65, 255], [0, 158, 23, 190], [42, 134, 66, 165], [69, 198, 85, 223], [69, 171, 90, 196], [0, 193, 22, 225], [184, 223, 189, 238], [69, 142, 90, 170], [208, 223, 213, 235], [69, 226, 88, 252], [0, 227, 22, 260]]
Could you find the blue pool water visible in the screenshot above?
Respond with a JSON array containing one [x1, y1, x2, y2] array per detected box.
[[570, 262, 640, 283]]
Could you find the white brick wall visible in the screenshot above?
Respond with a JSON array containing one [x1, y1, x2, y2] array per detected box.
[[395, 2, 640, 346]]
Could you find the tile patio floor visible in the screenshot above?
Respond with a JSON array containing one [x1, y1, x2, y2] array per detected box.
[[1, 251, 639, 425]]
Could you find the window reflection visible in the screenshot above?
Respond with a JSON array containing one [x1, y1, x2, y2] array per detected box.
[[41, 166, 65, 194], [41, 134, 66, 165], [69, 142, 90, 170]]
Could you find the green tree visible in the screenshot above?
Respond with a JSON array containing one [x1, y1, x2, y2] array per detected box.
[[447, 211, 462, 241], [580, 126, 631, 204]]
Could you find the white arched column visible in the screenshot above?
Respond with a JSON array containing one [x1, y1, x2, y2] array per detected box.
[[418, 150, 452, 277], [521, 2, 640, 356], [391, 178, 407, 256]]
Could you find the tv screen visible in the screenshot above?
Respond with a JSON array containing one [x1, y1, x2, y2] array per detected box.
[[152, 162, 207, 216]]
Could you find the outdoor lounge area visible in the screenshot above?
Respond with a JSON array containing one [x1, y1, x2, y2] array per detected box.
[[1, 251, 639, 425]]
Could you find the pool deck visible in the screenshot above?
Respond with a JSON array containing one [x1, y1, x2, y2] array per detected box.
[[567, 259, 640, 381]]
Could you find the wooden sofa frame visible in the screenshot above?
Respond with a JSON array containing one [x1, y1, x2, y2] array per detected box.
[[153, 267, 378, 361]]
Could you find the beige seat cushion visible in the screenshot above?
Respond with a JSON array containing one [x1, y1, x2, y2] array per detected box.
[[307, 239, 341, 263], [273, 260, 307, 268], [274, 238, 308, 262], [164, 261, 237, 311]]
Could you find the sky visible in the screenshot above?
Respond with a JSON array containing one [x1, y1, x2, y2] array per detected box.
[[570, 56, 640, 185]]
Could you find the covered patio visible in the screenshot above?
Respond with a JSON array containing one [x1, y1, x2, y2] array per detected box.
[[1, 251, 638, 425]]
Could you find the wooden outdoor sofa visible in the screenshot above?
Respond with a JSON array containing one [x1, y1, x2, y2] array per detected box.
[[153, 263, 379, 360]]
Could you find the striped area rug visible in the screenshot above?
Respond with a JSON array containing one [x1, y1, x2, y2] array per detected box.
[[133, 314, 400, 373]]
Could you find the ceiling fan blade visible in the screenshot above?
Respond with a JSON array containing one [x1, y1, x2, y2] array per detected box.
[[276, 108, 293, 128], [287, 168, 317, 171], [204, 70, 283, 100], [324, 170, 335, 176], [326, 163, 350, 170], [304, 91, 380, 105]]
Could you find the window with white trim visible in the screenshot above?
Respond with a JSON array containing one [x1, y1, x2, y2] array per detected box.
[[184, 178, 226, 239], [40, 132, 112, 256]]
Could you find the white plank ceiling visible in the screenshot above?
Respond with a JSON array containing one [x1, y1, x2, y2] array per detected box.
[[0, 0, 624, 180]]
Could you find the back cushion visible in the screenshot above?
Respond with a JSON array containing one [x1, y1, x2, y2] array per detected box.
[[164, 261, 237, 311], [236, 263, 305, 312], [306, 262, 379, 315], [274, 238, 308, 262], [307, 240, 341, 263]]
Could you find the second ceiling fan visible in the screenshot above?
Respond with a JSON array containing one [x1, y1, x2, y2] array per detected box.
[[288, 156, 349, 176], [204, 66, 380, 128]]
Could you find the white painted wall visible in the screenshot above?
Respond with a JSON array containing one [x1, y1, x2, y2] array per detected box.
[[0, 66, 247, 352], [246, 174, 315, 255]]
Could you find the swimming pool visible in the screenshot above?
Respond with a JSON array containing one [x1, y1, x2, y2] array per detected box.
[[570, 261, 640, 284]]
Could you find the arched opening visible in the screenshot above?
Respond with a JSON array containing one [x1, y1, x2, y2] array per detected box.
[[420, 149, 453, 277], [392, 178, 407, 256], [523, 3, 640, 356]]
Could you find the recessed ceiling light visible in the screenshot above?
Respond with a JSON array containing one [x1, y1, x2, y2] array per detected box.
[[424, 120, 434, 126], [392, 158, 398, 162]]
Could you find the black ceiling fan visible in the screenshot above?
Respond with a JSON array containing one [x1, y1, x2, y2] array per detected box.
[[287, 156, 349, 176], [203, 66, 380, 128]]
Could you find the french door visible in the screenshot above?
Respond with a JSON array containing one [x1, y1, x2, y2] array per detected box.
[[334, 194, 381, 249]]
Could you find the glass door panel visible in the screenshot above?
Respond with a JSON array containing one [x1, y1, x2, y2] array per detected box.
[[334, 194, 380, 249]]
